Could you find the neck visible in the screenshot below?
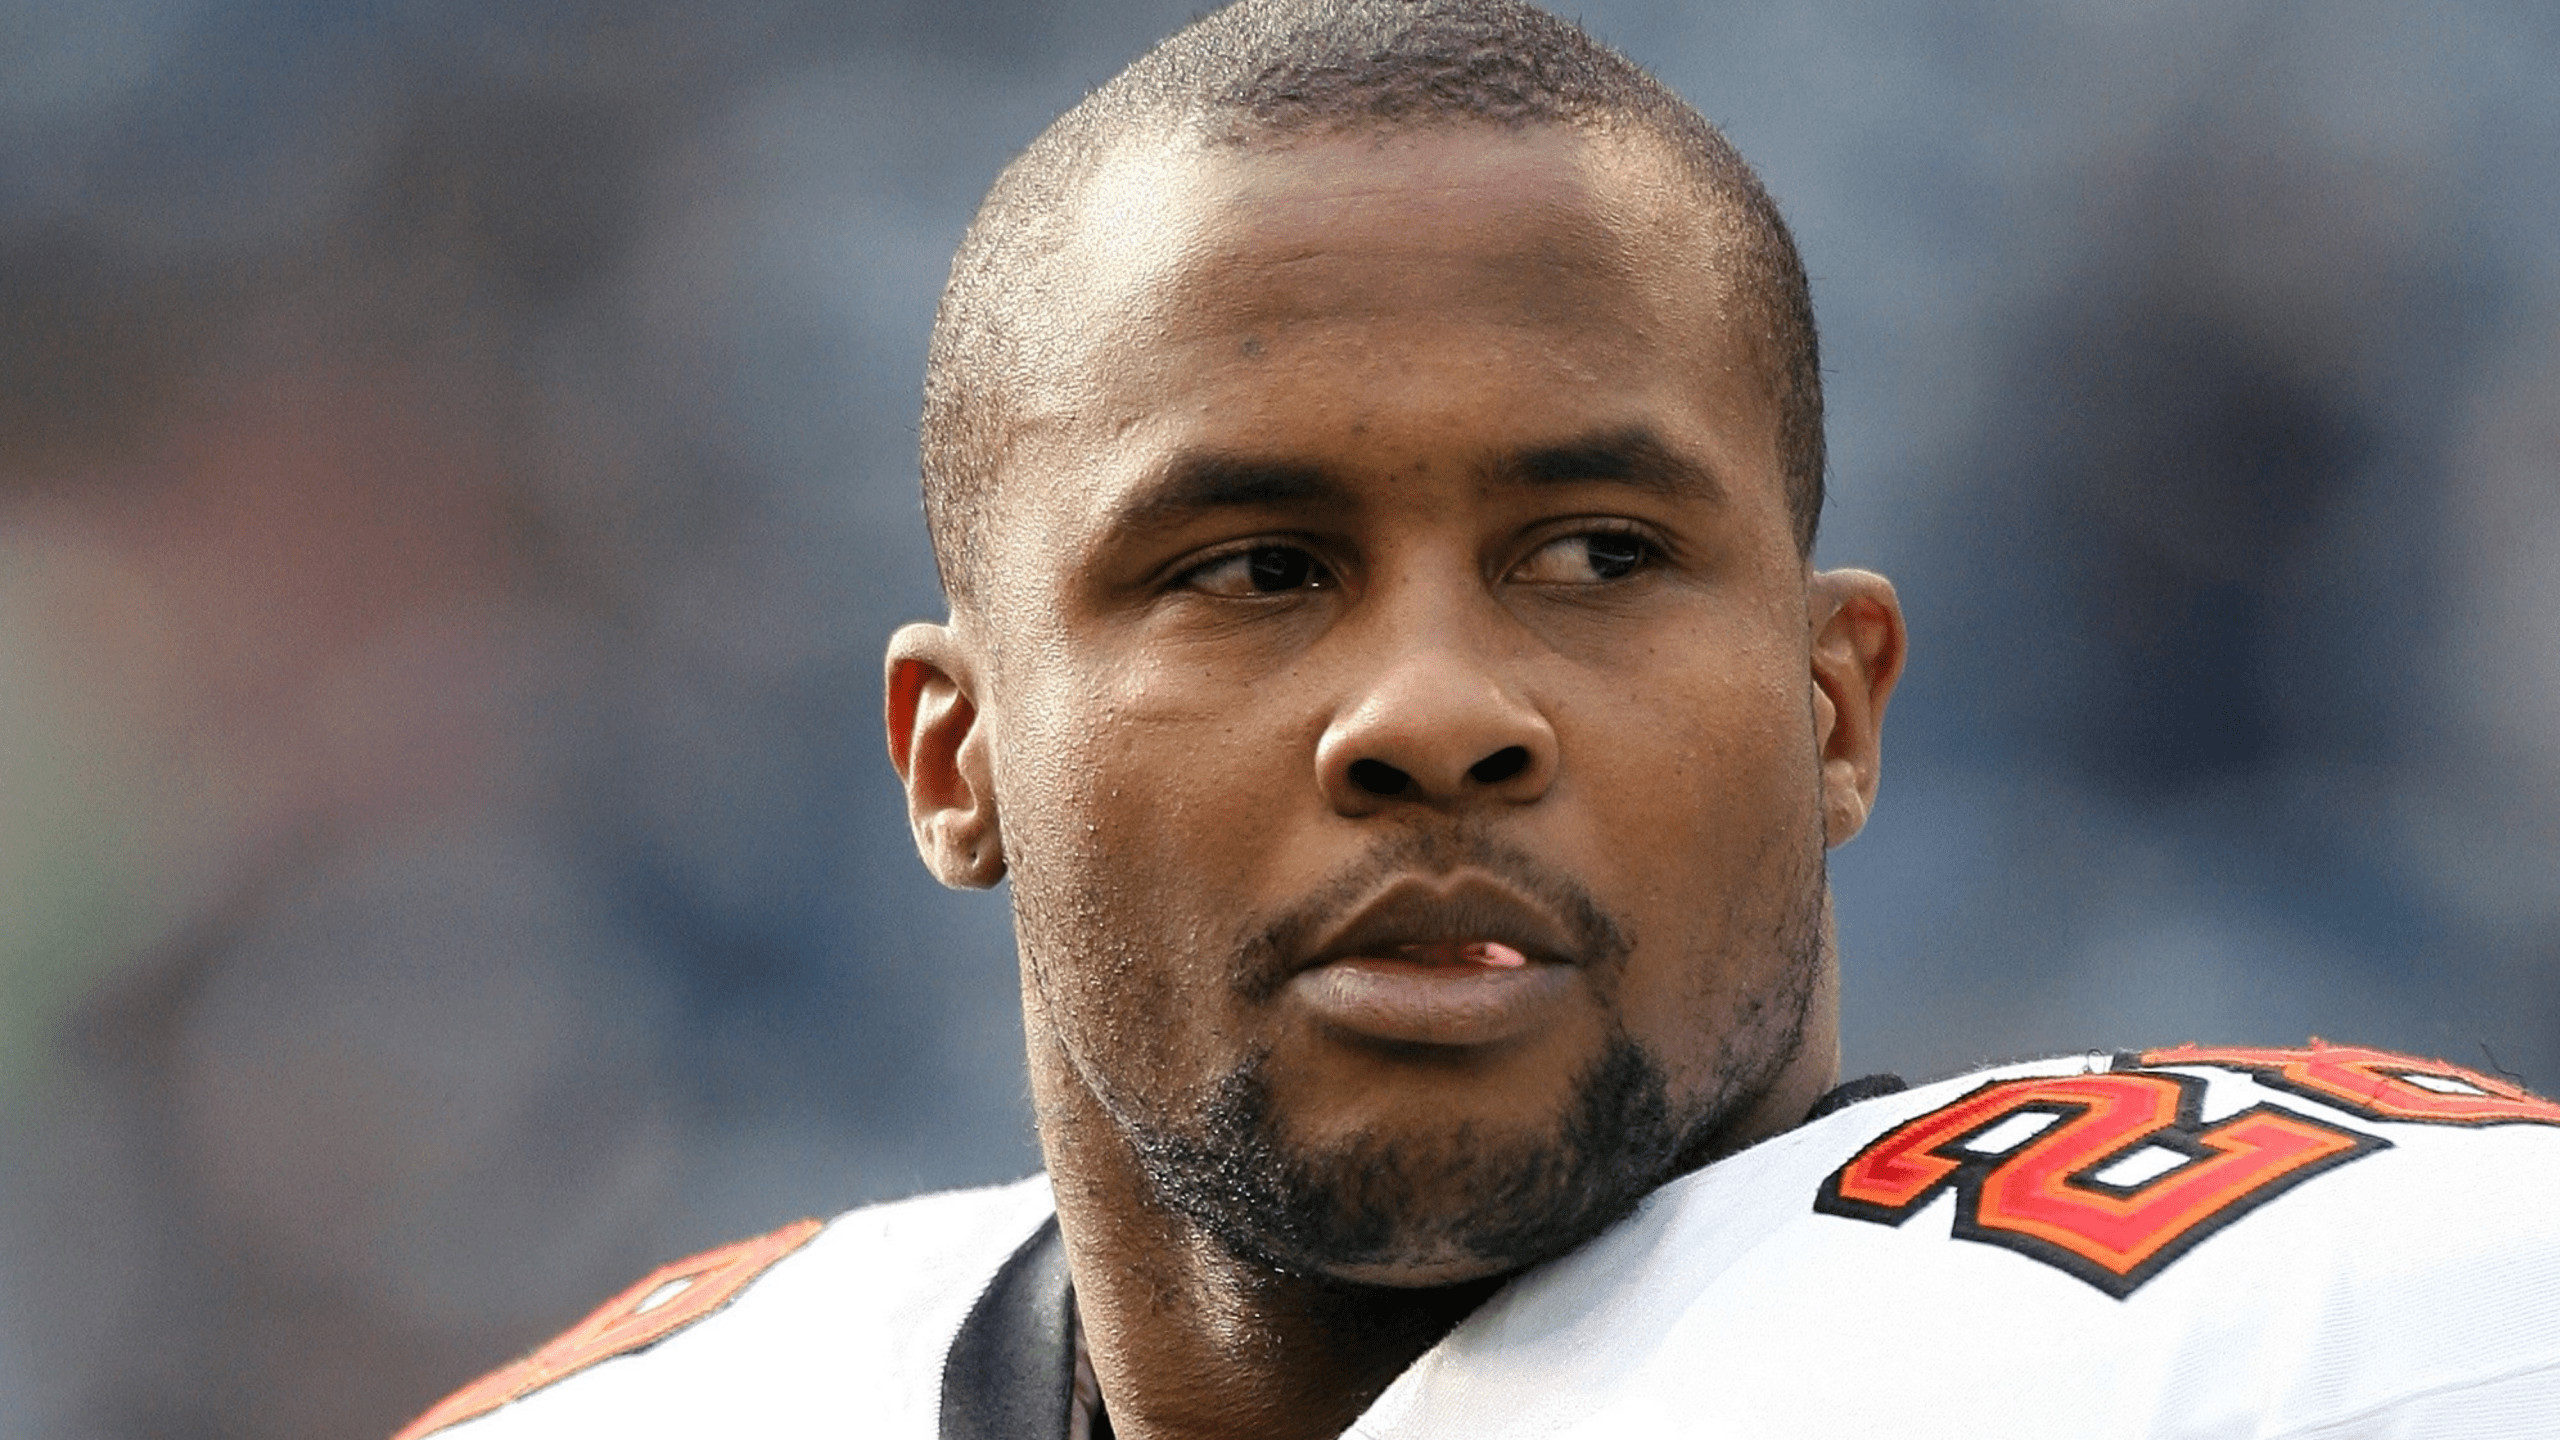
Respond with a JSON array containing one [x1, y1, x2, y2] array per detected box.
[[1031, 1034, 1497, 1440], [1022, 936, 1843, 1440]]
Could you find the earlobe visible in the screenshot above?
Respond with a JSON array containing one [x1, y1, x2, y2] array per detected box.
[[885, 622, 1006, 889], [1807, 569, 1906, 848]]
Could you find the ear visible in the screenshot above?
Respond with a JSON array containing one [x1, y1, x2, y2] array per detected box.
[[1807, 569, 1906, 847], [885, 621, 1005, 888]]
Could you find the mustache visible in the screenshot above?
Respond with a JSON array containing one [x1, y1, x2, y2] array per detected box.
[[1235, 826, 1630, 1002]]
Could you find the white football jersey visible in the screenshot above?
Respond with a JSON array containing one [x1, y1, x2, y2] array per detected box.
[[399, 1044, 2560, 1440]]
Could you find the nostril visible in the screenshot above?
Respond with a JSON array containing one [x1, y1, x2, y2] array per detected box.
[[1469, 746, 1531, 785], [1349, 759, 1411, 796]]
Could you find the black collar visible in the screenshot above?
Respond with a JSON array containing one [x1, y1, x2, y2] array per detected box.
[[940, 1216, 1076, 1440]]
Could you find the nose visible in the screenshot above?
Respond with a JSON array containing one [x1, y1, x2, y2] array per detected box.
[[1314, 627, 1558, 815]]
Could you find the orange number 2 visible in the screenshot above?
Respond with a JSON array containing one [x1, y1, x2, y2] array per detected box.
[[1816, 1072, 2382, 1297]]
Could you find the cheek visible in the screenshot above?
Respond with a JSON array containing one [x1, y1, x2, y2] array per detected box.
[[1568, 649, 1822, 1041], [1003, 661, 1295, 883], [1573, 637, 1812, 859], [990, 650, 1307, 1099]]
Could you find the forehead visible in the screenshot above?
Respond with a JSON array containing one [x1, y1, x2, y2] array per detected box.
[[987, 123, 1779, 560], [1049, 123, 1748, 378], [1075, 123, 1717, 329]]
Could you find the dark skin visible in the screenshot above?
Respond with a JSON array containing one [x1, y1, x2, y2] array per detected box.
[[887, 124, 1905, 1440]]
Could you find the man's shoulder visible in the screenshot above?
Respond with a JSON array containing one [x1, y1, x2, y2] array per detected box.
[[395, 1174, 1057, 1440], [1358, 1043, 2560, 1439]]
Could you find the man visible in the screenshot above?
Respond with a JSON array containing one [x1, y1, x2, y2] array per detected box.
[[396, 2, 2560, 1436]]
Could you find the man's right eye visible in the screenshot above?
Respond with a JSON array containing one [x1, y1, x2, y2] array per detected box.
[[1181, 545, 1333, 597]]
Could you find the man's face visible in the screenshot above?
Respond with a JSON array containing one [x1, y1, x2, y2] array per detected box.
[[901, 125, 1891, 1285]]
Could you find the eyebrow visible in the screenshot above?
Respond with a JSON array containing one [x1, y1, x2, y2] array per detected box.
[[1493, 426, 1726, 503], [1102, 424, 1723, 542], [1102, 453, 1349, 539]]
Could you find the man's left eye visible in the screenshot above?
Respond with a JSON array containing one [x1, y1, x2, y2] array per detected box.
[[1511, 531, 1652, 584]]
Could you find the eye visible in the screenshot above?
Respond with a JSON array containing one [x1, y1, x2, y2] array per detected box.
[[1510, 530, 1654, 585], [1181, 544, 1334, 597]]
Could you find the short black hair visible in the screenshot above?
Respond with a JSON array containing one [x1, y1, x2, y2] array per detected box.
[[919, 0, 1824, 606]]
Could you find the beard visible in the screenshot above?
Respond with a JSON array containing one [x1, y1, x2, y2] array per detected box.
[[1128, 1029, 1689, 1278], [1076, 824, 1832, 1284]]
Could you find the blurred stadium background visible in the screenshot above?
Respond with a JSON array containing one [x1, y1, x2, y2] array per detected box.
[[0, 0, 2553, 1434]]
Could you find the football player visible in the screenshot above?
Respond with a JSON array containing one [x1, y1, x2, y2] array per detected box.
[[398, 2, 2560, 1436]]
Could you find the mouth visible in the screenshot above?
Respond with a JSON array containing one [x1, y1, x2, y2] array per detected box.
[[1284, 874, 1586, 1047]]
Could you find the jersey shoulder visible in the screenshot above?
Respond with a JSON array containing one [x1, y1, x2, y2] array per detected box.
[[397, 1174, 1056, 1440], [1357, 1043, 2560, 1440]]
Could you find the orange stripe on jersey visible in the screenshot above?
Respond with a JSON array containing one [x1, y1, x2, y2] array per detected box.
[[393, 1216, 825, 1440], [2144, 1041, 2560, 1127]]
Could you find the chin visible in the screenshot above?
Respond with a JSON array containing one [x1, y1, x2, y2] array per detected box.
[[1130, 1033, 1714, 1285], [1313, 1247, 1524, 1289]]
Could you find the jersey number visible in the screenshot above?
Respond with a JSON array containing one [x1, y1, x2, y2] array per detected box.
[[2142, 1043, 2560, 1127], [1814, 1071, 2383, 1297]]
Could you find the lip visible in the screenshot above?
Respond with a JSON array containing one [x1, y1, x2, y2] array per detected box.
[[1284, 874, 1585, 1047]]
